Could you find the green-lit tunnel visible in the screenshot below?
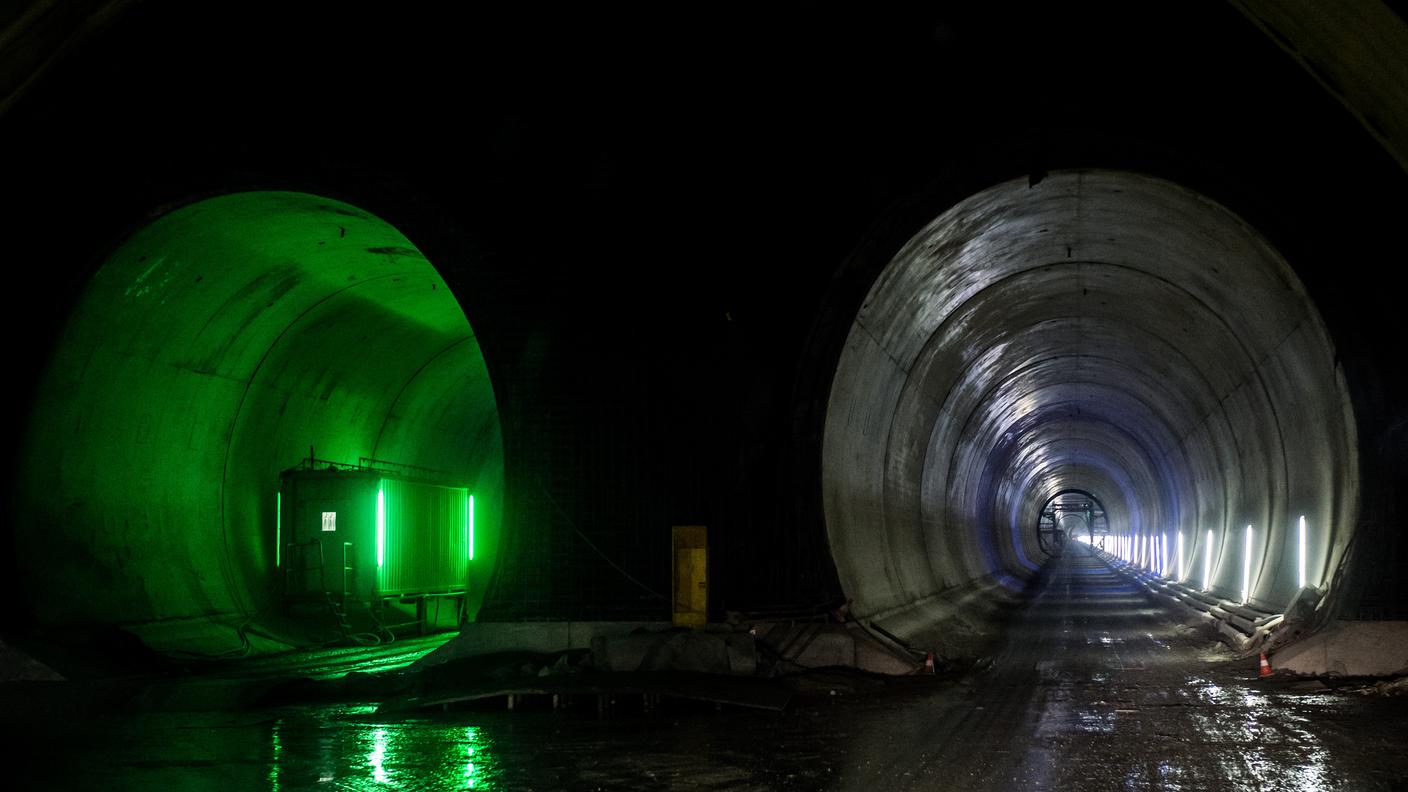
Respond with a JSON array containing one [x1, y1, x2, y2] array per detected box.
[[15, 191, 503, 649]]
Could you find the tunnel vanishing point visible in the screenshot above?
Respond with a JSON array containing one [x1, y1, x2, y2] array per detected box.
[[1, 2, 1407, 659]]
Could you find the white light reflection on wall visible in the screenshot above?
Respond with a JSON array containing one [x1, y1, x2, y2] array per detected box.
[[1298, 515, 1307, 590], [1242, 525, 1253, 605], [1204, 529, 1214, 591], [1176, 531, 1185, 582]]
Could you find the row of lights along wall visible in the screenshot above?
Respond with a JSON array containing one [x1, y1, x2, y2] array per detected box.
[[1080, 515, 1313, 605]]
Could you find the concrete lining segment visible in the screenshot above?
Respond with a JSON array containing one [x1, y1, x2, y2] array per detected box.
[[15, 191, 504, 642], [411, 622, 676, 671], [1273, 621, 1408, 678], [823, 171, 1357, 627]]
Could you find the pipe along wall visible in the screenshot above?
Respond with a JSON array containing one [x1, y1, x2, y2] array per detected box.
[[15, 192, 503, 650], [823, 171, 1357, 629]]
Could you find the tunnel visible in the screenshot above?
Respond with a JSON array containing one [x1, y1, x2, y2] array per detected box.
[[1037, 490, 1110, 553], [4, 0, 1408, 787], [13, 191, 504, 650], [822, 170, 1358, 633]]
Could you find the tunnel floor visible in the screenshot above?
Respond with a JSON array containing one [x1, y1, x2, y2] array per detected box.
[[814, 549, 1408, 790], [9, 549, 1408, 790]]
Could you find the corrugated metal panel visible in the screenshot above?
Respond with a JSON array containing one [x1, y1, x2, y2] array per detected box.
[[378, 477, 470, 596]]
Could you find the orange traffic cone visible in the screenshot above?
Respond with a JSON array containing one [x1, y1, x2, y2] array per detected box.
[[924, 651, 935, 674], [1258, 651, 1273, 678]]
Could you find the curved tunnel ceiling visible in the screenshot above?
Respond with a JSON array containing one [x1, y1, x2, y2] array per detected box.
[[15, 191, 504, 637], [823, 171, 1358, 626]]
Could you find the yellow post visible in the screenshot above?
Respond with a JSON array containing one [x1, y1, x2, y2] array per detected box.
[[672, 525, 707, 628]]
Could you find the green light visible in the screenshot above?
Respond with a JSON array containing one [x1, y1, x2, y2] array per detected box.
[[269, 719, 283, 792], [467, 494, 475, 562], [376, 483, 386, 568], [369, 727, 389, 784], [464, 725, 496, 789], [275, 491, 282, 568]]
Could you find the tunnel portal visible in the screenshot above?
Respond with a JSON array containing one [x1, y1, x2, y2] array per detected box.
[[14, 191, 504, 651], [822, 171, 1358, 630], [1036, 489, 1108, 556]]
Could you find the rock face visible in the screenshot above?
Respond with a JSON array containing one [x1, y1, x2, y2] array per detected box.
[[0, 639, 65, 682], [1274, 621, 1408, 677]]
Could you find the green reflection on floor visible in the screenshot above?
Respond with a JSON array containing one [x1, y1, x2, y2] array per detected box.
[[266, 710, 498, 789]]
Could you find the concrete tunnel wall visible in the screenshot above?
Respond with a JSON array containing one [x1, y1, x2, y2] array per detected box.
[[823, 171, 1358, 624], [14, 191, 504, 636]]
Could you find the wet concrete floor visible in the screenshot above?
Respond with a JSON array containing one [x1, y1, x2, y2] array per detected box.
[[7, 547, 1408, 790]]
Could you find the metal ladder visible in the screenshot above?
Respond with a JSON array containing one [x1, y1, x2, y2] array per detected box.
[[285, 539, 357, 635]]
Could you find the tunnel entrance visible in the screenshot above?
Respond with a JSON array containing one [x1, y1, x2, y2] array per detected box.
[[14, 191, 504, 654], [821, 171, 1358, 634], [1036, 489, 1109, 556]]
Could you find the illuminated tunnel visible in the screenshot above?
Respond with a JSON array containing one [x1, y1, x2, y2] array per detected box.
[[4, 0, 1407, 669], [822, 170, 1358, 633], [1036, 490, 1109, 554], [13, 191, 503, 648]]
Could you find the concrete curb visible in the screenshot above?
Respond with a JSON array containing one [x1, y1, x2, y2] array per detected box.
[[1095, 550, 1280, 655]]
